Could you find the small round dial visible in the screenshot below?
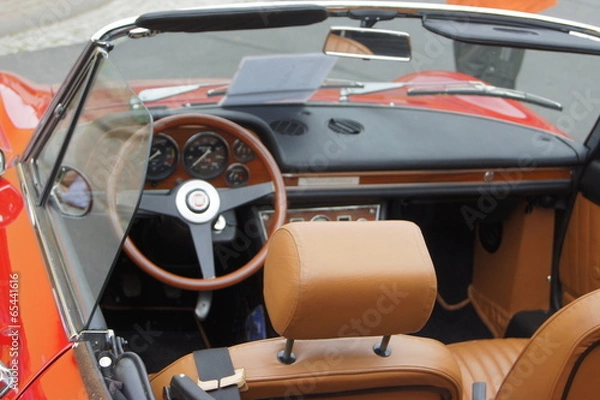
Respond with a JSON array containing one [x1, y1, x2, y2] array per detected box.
[[183, 132, 229, 179], [146, 133, 178, 181], [225, 164, 250, 187], [233, 139, 255, 162]]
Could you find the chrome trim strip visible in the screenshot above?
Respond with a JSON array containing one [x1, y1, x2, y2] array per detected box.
[[91, 18, 137, 42], [285, 179, 572, 191], [22, 42, 97, 163], [87, 1, 600, 46], [282, 179, 573, 199], [0, 360, 14, 398], [17, 163, 82, 339], [0, 149, 5, 176], [38, 52, 105, 207]]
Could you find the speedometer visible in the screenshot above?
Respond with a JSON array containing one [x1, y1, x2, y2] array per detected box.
[[182, 132, 229, 179], [146, 133, 178, 181]]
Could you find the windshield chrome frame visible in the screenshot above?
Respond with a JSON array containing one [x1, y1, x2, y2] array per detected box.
[[89, 1, 600, 45], [17, 162, 84, 339]]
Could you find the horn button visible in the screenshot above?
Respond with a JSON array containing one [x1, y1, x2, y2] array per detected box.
[[175, 180, 221, 224], [187, 190, 210, 213]]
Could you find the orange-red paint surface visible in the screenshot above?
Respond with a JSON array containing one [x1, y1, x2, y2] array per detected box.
[[447, 0, 557, 13], [135, 71, 569, 139], [0, 72, 84, 399]]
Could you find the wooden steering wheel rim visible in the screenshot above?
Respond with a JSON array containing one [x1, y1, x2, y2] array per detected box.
[[123, 114, 287, 290]]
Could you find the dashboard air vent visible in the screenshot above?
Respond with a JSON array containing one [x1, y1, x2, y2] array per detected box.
[[328, 118, 363, 135], [270, 119, 307, 136]]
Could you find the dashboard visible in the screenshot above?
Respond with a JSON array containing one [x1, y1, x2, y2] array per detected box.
[[145, 104, 581, 240]]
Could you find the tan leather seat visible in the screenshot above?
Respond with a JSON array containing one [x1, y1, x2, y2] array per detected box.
[[448, 288, 600, 399], [151, 221, 463, 399]]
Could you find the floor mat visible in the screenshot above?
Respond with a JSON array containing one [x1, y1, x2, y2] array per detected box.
[[417, 302, 493, 344], [103, 309, 206, 373]]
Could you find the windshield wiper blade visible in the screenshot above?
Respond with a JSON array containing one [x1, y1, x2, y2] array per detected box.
[[206, 79, 365, 98], [139, 82, 228, 102], [407, 83, 563, 111], [338, 80, 477, 100]]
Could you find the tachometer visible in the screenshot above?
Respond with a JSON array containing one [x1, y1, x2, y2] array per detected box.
[[146, 133, 178, 181], [183, 132, 229, 179]]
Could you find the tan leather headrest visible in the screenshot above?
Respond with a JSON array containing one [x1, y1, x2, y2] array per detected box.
[[264, 221, 437, 340]]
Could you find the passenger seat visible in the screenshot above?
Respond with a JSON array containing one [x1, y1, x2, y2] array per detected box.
[[448, 287, 600, 399]]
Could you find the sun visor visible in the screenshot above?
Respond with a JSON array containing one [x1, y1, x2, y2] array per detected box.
[[136, 5, 328, 33], [423, 18, 600, 55]]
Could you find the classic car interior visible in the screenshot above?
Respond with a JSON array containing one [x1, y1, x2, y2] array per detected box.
[[17, 2, 600, 400]]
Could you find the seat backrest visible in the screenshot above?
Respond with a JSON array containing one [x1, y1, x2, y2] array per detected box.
[[496, 288, 600, 399], [230, 221, 463, 400]]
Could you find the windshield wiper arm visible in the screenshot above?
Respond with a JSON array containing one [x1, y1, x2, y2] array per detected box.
[[206, 79, 365, 98], [139, 82, 228, 102], [408, 83, 563, 111]]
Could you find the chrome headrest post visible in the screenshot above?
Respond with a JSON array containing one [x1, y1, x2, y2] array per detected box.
[[373, 335, 391, 357], [277, 339, 296, 365]]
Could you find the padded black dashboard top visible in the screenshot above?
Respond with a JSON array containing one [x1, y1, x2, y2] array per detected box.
[[216, 104, 583, 173]]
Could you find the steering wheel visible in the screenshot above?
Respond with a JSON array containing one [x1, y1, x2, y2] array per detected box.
[[122, 114, 286, 291]]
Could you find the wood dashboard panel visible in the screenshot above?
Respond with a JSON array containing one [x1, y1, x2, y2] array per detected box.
[[144, 125, 271, 190]]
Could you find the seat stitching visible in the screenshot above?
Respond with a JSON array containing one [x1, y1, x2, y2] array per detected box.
[[463, 343, 494, 388]]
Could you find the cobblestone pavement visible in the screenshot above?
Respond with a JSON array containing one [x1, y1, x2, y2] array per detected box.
[[0, 0, 259, 56], [0, 0, 106, 36]]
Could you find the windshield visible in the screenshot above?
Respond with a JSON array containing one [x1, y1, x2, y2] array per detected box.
[[106, 5, 600, 142], [36, 56, 152, 331]]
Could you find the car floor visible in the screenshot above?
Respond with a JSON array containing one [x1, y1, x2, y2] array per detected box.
[[103, 309, 207, 373], [404, 201, 493, 343], [417, 303, 493, 343]]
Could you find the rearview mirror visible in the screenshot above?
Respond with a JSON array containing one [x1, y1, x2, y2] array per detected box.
[[323, 27, 411, 61]]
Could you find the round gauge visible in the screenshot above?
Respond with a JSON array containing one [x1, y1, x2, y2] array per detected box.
[[146, 133, 178, 181], [225, 164, 250, 187], [183, 132, 229, 179], [232, 139, 255, 163]]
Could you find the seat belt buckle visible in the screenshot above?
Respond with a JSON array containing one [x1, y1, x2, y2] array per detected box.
[[197, 368, 248, 392]]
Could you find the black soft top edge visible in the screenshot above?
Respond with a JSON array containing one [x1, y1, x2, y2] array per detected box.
[[135, 4, 329, 33]]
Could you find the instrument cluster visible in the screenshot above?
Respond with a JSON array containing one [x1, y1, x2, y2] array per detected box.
[[146, 130, 255, 188]]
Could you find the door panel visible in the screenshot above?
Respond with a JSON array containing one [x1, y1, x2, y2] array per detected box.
[[559, 194, 600, 303], [470, 203, 554, 337]]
